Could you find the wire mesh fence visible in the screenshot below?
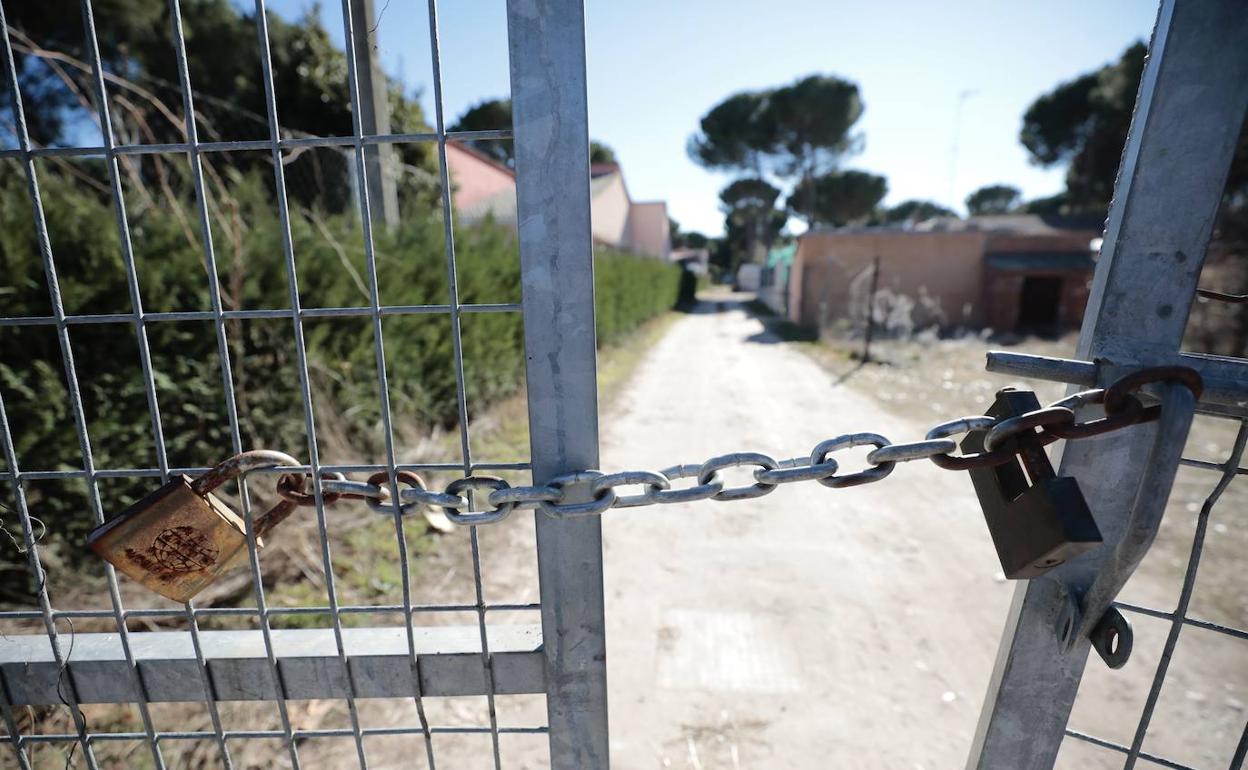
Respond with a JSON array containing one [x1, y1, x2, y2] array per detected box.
[[1057, 413, 1248, 769], [3, 0, 1245, 768], [963, 3, 1248, 766], [1044, 25, 1248, 770], [0, 0, 557, 768]]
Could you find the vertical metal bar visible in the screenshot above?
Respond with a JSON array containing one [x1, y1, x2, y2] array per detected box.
[[0, 674, 33, 770], [467, 527, 502, 767], [250, 1, 369, 767], [74, 2, 187, 766], [424, 8, 474, 515], [235, 467, 301, 769], [0, 390, 97, 770], [163, 0, 241, 765], [337, 0, 437, 765], [75, 4, 169, 481], [245, 3, 317, 765], [966, 2, 1248, 767], [1232, 718, 1248, 770], [423, 0, 505, 761], [505, 0, 609, 766], [1, 6, 121, 768], [1122, 421, 1248, 768]]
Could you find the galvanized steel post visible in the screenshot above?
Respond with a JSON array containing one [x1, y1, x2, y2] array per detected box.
[[966, 1, 1248, 767], [506, 0, 610, 767]]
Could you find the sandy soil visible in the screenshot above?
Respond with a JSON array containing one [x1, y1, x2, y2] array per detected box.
[[593, 296, 1246, 769]]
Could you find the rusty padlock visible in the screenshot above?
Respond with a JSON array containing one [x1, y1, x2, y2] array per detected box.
[[88, 451, 307, 602], [963, 389, 1103, 579]]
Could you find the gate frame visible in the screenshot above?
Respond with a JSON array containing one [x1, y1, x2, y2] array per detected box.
[[506, 0, 611, 766], [0, 0, 602, 767], [966, 1, 1248, 767], [10, 0, 1246, 766]]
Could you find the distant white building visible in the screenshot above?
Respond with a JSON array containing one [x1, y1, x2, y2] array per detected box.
[[589, 162, 671, 259], [445, 145, 671, 260]]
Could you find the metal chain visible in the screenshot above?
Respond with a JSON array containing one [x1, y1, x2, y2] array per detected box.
[[267, 367, 1200, 526]]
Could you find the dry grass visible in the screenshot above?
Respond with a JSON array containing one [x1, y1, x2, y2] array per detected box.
[[781, 319, 1247, 680], [7, 311, 683, 770]]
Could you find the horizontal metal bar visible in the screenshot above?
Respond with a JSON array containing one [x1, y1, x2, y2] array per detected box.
[[444, 128, 513, 142], [984, 351, 1097, 387], [1179, 457, 1248, 475], [0, 625, 543, 704], [1172, 351, 1248, 415], [0, 129, 513, 161], [1064, 729, 1197, 770], [6, 725, 549, 744], [0, 303, 522, 328], [985, 350, 1248, 418], [3, 460, 531, 482], [0, 603, 542, 622], [1114, 601, 1248, 642]]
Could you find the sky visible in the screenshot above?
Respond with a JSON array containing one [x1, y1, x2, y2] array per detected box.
[[265, 0, 1160, 236]]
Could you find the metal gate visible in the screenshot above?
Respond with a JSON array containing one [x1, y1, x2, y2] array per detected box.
[[969, 2, 1248, 767], [0, 0, 604, 767], [2, 0, 1247, 768]]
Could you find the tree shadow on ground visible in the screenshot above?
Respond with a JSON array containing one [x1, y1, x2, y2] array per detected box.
[[739, 297, 882, 387]]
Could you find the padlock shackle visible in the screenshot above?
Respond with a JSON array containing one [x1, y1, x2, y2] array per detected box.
[[189, 450, 303, 496], [253, 497, 301, 539]]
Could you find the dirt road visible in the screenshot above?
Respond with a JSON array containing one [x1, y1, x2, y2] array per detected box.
[[599, 298, 1015, 768], [343, 293, 1243, 769], [594, 296, 1246, 770]]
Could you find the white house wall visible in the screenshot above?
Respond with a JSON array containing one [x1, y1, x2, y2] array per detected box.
[[590, 172, 632, 247], [626, 201, 671, 260]]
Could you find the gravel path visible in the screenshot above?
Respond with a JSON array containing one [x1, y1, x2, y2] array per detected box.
[[600, 298, 1015, 768]]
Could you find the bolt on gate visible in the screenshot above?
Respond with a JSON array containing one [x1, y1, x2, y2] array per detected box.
[[1, 0, 1247, 769]]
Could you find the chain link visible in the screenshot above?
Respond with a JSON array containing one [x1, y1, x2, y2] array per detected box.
[[443, 476, 514, 525], [699, 453, 779, 501], [983, 406, 1073, 452], [925, 416, 1014, 470], [753, 456, 839, 485], [814, 433, 896, 488], [593, 471, 670, 508], [538, 472, 617, 519], [258, 366, 1200, 525], [1042, 390, 1141, 440], [649, 464, 725, 504]]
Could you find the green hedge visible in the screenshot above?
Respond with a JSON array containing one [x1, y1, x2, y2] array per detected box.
[[0, 164, 681, 595], [595, 248, 682, 344]]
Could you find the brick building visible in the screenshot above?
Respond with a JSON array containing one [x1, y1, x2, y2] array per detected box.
[[787, 215, 1099, 335]]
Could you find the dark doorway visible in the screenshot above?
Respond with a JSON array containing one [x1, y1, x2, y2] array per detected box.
[[1017, 276, 1062, 331]]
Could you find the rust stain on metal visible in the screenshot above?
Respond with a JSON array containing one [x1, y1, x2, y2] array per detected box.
[[88, 475, 259, 602]]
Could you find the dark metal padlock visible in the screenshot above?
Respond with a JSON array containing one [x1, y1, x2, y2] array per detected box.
[[88, 451, 303, 602], [963, 389, 1103, 579]]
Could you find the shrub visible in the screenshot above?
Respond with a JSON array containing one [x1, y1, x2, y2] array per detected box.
[[0, 162, 681, 598]]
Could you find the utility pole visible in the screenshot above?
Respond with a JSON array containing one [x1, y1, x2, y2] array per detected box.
[[948, 89, 977, 213], [862, 254, 880, 363], [350, 0, 399, 229]]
